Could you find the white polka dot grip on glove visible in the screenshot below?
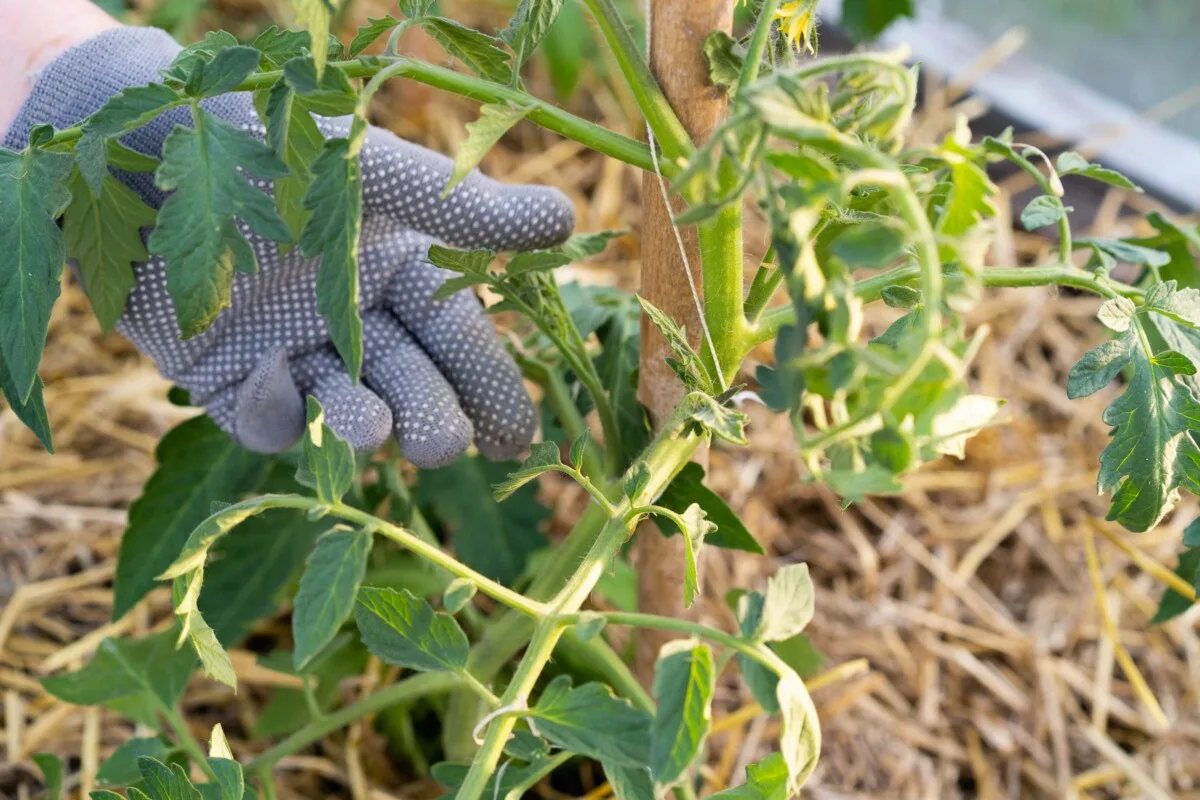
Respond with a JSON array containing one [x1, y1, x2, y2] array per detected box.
[[3, 27, 575, 467]]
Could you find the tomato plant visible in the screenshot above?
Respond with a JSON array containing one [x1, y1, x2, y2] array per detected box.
[[5, 0, 1200, 798]]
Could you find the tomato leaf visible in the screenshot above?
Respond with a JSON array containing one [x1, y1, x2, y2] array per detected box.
[[0, 355, 52, 452], [138, 757, 201, 800], [501, 0, 564, 70], [32, 753, 63, 800], [354, 586, 469, 672], [299, 137, 364, 380], [63, 168, 157, 332], [421, 18, 512, 83], [259, 78, 324, 244], [96, 738, 174, 787], [349, 16, 402, 56], [777, 673, 820, 793], [678, 504, 713, 608], [492, 441, 565, 501], [761, 563, 815, 642], [76, 83, 181, 195], [290, 0, 333, 75], [42, 632, 196, 711], [708, 754, 788, 800], [656, 463, 764, 554], [0, 130, 72, 404], [114, 416, 268, 620], [198, 463, 326, 645], [297, 396, 357, 504], [147, 107, 290, 338], [528, 675, 652, 767], [293, 528, 373, 670], [1020, 195, 1070, 231], [650, 641, 714, 786]]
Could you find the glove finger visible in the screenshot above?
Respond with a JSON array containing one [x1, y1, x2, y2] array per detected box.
[[358, 126, 575, 252], [362, 311, 474, 469], [385, 256, 538, 461], [291, 348, 393, 452], [232, 346, 306, 453]]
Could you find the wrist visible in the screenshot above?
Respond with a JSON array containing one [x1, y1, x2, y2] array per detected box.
[[0, 0, 122, 139]]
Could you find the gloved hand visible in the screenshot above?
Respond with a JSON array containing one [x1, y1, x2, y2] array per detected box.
[[3, 27, 574, 467]]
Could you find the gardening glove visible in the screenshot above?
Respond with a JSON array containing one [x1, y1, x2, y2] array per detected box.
[[3, 27, 575, 467]]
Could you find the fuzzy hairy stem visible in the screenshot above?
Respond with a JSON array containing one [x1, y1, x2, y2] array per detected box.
[[44, 55, 662, 176], [750, 264, 1140, 346], [578, 0, 694, 160]]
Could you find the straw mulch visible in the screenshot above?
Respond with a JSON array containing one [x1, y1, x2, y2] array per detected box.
[[3, 3, 1200, 798]]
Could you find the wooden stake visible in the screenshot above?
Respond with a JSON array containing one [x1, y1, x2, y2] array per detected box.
[[635, 0, 734, 684]]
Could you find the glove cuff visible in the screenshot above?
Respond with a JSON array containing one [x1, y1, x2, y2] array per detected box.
[[2, 26, 183, 151]]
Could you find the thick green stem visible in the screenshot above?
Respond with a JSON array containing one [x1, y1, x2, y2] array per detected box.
[[578, 0, 694, 160], [698, 194, 748, 385], [455, 403, 705, 800], [245, 672, 463, 773], [735, 0, 782, 96], [750, 264, 1140, 346]]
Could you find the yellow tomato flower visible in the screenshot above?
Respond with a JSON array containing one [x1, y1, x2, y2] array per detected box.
[[775, 0, 820, 55]]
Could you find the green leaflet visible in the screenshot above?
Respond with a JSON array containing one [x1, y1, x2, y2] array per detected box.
[[147, 107, 290, 338], [173, 573, 237, 689], [501, 0, 564, 71], [296, 396, 356, 504], [349, 17, 402, 57], [299, 138, 364, 380], [1020, 195, 1070, 232], [204, 757, 243, 800], [421, 18, 512, 84], [42, 632, 196, 711], [138, 758, 201, 800], [290, 0, 332, 75], [0, 130, 72, 404], [1152, 544, 1200, 624], [62, 168, 157, 333], [703, 31, 744, 94], [528, 675, 652, 767], [761, 563, 816, 642], [442, 578, 477, 613], [678, 504, 714, 608], [95, 738, 174, 787], [33, 753, 63, 800], [0, 354, 53, 452], [419, 455, 549, 586], [829, 221, 907, 268], [259, 78, 324, 244], [250, 26, 315, 68], [77, 83, 181, 195], [603, 762, 656, 800], [354, 586, 470, 672], [637, 295, 715, 393], [650, 641, 715, 786], [1056, 151, 1142, 192], [656, 463, 764, 554], [936, 119, 997, 237], [708, 754, 788, 800], [492, 441, 565, 501], [198, 464, 325, 645], [777, 673, 821, 793], [1072, 306, 1200, 531], [114, 416, 268, 620], [292, 528, 373, 670]]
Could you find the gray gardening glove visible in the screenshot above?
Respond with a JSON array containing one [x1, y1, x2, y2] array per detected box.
[[4, 27, 574, 467]]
